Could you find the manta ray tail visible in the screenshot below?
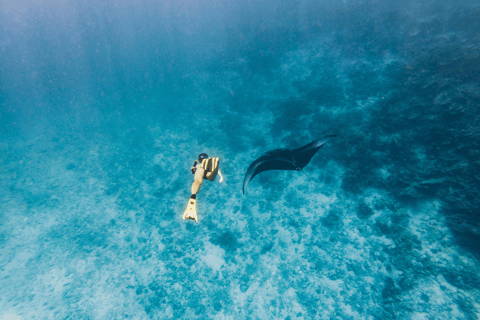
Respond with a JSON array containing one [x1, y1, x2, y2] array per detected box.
[[300, 170, 321, 190]]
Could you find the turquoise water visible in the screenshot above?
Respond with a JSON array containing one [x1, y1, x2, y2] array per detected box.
[[1, 0, 480, 319]]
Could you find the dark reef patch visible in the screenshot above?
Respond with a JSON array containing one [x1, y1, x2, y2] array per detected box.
[[357, 202, 374, 219], [210, 231, 241, 253]]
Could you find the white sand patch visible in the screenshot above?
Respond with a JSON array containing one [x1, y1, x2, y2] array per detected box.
[[401, 278, 479, 319], [200, 242, 225, 271], [311, 246, 332, 263], [275, 226, 292, 245], [212, 311, 235, 320], [260, 254, 281, 276], [319, 276, 344, 294], [281, 287, 307, 317], [341, 303, 362, 318], [0, 313, 23, 320], [371, 235, 395, 248], [343, 243, 365, 262], [379, 166, 391, 180], [410, 312, 429, 320], [90, 288, 119, 318], [152, 153, 169, 168], [363, 276, 375, 284], [347, 227, 367, 247], [37, 267, 71, 295], [303, 225, 312, 239], [408, 200, 458, 266]]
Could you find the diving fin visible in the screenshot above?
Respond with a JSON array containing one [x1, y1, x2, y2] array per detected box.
[[183, 198, 198, 222]]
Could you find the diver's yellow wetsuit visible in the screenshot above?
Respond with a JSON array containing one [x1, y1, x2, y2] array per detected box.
[[183, 154, 223, 222]]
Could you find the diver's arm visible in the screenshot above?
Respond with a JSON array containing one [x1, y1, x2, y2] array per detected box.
[[191, 160, 198, 174], [218, 169, 224, 183]]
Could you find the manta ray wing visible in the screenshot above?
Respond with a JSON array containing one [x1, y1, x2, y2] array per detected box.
[[243, 135, 336, 194], [242, 156, 296, 194], [292, 135, 337, 169]]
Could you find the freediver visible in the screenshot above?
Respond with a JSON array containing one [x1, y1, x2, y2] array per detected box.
[[183, 153, 224, 222]]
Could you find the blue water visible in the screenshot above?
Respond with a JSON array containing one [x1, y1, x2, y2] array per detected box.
[[1, 0, 479, 319]]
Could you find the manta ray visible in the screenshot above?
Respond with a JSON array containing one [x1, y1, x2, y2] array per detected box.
[[243, 135, 336, 194]]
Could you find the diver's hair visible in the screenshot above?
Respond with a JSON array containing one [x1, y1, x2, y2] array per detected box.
[[198, 153, 208, 161]]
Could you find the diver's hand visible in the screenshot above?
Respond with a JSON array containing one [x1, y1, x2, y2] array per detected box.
[[218, 169, 224, 183]]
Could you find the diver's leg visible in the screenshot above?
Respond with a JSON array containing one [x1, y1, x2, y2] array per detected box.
[[184, 167, 205, 222], [191, 167, 205, 194]]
